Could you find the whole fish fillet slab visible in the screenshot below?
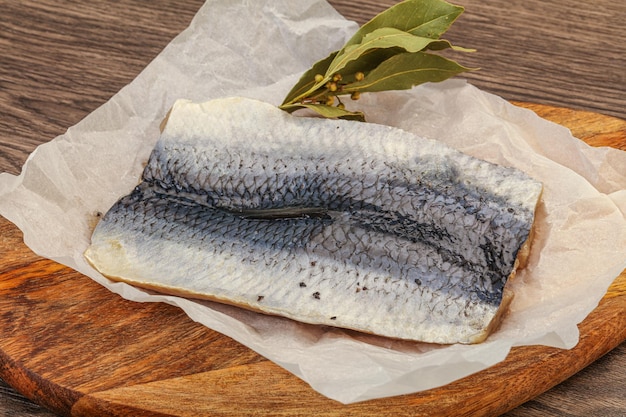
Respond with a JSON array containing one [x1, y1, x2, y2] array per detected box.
[[85, 97, 542, 344]]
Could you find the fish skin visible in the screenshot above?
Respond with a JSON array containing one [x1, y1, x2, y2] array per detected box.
[[85, 97, 542, 344]]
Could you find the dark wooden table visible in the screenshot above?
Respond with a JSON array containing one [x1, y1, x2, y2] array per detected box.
[[1, 1, 624, 415]]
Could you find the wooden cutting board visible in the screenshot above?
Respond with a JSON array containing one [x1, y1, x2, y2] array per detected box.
[[0, 103, 624, 417]]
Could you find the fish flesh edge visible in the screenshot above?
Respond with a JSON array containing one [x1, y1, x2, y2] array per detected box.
[[84, 97, 542, 344]]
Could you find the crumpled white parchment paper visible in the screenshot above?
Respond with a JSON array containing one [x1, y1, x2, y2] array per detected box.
[[1, 0, 625, 404]]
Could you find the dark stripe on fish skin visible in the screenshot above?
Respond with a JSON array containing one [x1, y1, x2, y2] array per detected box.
[[233, 206, 330, 220], [139, 164, 529, 306], [350, 208, 509, 305], [112, 193, 331, 251], [105, 186, 509, 306], [144, 146, 534, 218], [143, 168, 527, 240], [143, 148, 533, 235]]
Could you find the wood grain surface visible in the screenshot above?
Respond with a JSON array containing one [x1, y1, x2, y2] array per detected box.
[[1, 0, 625, 416]]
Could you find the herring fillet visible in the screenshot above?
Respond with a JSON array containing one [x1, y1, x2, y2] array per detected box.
[[84, 97, 542, 344]]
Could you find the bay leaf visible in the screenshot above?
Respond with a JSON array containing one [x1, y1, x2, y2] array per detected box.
[[342, 0, 464, 49], [329, 27, 470, 78], [328, 48, 399, 83], [342, 52, 473, 93], [279, 102, 365, 121], [344, 27, 446, 54], [426, 40, 476, 52]]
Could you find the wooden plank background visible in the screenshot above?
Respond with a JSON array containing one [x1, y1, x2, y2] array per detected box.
[[1, 0, 624, 415]]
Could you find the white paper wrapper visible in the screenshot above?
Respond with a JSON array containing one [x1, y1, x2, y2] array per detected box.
[[1, 0, 625, 404]]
